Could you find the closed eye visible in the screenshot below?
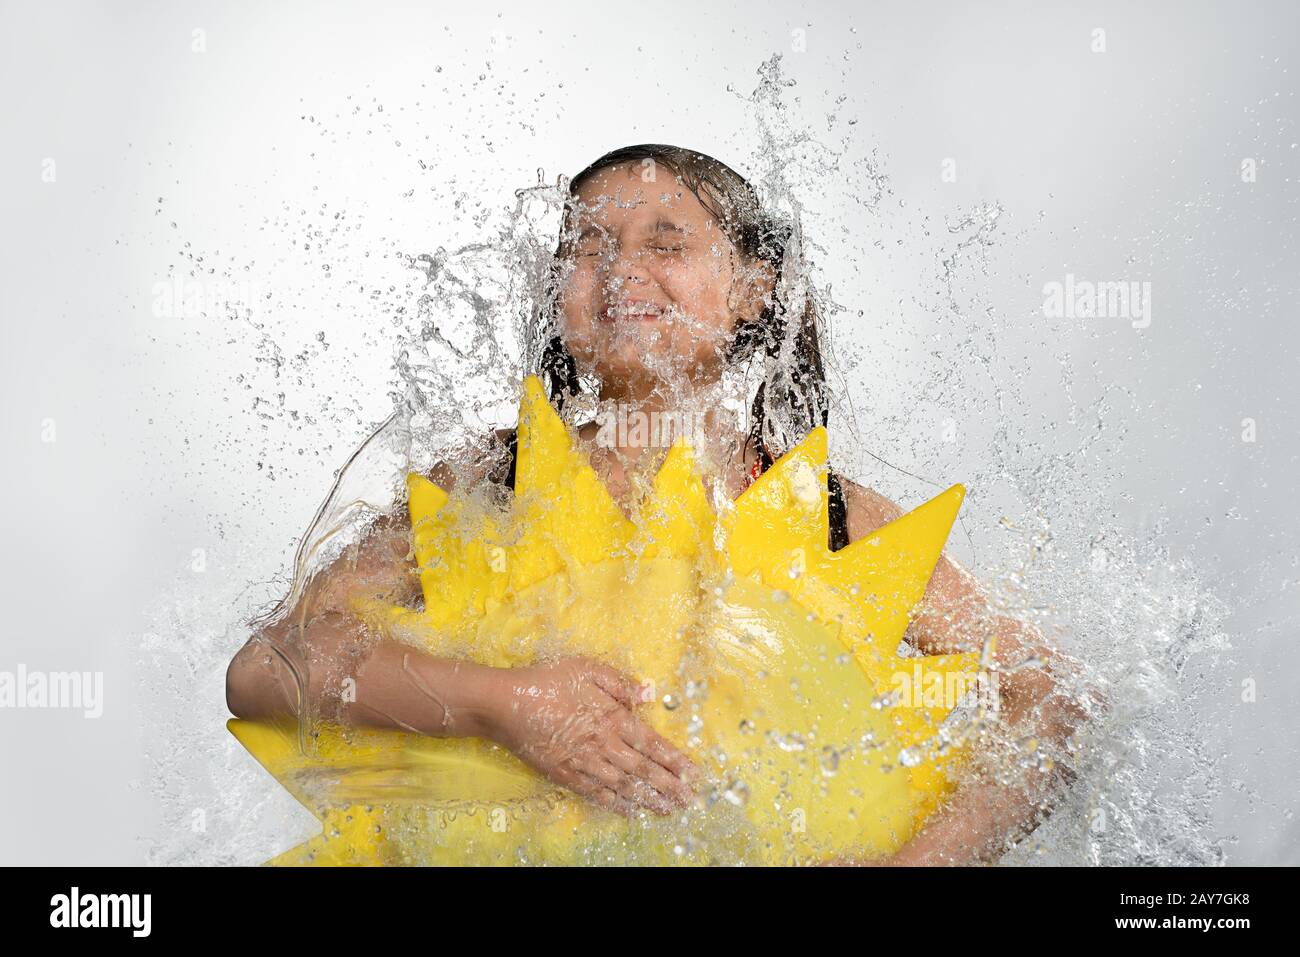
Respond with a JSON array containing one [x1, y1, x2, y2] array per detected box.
[[571, 224, 613, 258]]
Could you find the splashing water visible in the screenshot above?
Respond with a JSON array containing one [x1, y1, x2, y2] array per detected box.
[[138, 54, 1233, 867]]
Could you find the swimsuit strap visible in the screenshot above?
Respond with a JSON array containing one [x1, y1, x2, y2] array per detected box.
[[746, 439, 851, 552]]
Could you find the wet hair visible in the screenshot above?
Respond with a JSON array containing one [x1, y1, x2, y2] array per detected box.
[[520, 143, 849, 550]]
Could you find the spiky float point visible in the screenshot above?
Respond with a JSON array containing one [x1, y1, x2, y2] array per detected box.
[[229, 376, 981, 865]]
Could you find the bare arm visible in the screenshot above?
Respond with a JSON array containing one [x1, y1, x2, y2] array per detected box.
[[225, 474, 695, 816], [836, 482, 1089, 865], [224, 508, 448, 732]]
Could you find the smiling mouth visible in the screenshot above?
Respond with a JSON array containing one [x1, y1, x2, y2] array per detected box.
[[601, 301, 667, 322]]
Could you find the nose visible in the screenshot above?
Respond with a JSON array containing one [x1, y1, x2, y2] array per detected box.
[[603, 247, 651, 293]]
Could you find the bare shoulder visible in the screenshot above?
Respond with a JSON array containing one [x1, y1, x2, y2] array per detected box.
[[838, 475, 992, 652], [837, 475, 905, 543], [837, 470, 977, 598], [422, 427, 516, 493]]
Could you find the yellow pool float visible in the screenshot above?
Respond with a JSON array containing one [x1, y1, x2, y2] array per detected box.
[[229, 376, 983, 865]]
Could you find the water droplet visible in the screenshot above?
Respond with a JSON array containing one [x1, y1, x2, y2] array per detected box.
[[820, 747, 840, 775], [723, 780, 750, 806]]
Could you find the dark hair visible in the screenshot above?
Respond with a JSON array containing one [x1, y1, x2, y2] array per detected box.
[[520, 143, 848, 549]]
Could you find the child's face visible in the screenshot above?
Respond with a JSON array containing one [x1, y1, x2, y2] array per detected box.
[[557, 162, 770, 399]]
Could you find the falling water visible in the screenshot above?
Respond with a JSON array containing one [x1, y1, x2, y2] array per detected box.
[[138, 54, 1231, 867]]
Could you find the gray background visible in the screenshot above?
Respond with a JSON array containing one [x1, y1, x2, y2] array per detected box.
[[0, 0, 1296, 865]]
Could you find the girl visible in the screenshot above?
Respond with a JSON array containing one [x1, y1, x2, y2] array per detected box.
[[226, 144, 1083, 864]]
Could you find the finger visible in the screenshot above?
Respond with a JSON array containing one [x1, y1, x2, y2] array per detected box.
[[606, 739, 690, 810], [615, 711, 698, 789], [582, 754, 630, 795], [583, 754, 669, 815], [588, 662, 651, 710], [595, 757, 675, 816], [572, 769, 638, 818]]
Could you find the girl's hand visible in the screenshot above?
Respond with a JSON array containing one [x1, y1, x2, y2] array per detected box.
[[482, 657, 697, 817]]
